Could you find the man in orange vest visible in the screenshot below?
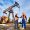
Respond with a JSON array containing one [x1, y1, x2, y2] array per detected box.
[[14, 13, 19, 30]]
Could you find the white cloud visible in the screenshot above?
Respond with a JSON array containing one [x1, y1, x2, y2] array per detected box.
[[0, 6, 4, 11]]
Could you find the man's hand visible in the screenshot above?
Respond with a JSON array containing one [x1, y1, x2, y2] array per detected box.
[[20, 16, 22, 18]]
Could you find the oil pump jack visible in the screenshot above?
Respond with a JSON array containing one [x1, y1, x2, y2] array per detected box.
[[3, 2, 20, 23]]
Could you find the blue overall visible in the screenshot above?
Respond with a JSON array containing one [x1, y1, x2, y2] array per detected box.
[[22, 18, 26, 28]]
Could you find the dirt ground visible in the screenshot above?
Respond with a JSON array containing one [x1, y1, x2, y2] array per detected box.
[[18, 24, 30, 30], [0, 24, 30, 30], [26, 24, 30, 30]]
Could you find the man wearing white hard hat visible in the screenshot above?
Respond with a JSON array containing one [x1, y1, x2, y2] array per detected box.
[[20, 11, 27, 30]]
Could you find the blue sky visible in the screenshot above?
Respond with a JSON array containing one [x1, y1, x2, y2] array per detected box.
[[0, 0, 30, 22]]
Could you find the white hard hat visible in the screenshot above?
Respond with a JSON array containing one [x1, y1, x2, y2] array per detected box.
[[22, 11, 26, 16]]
